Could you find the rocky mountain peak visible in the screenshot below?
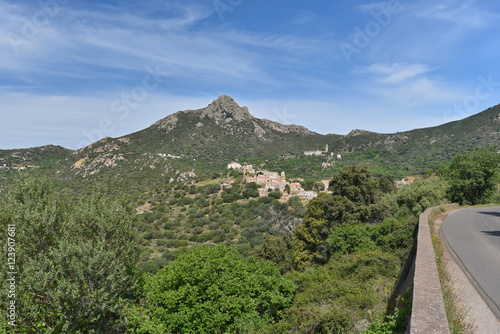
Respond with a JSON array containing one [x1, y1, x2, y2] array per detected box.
[[200, 95, 252, 122], [346, 129, 372, 137]]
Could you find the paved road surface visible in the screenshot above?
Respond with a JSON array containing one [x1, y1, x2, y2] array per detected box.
[[441, 206, 500, 320]]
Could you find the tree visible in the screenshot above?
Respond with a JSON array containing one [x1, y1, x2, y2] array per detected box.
[[445, 147, 500, 205], [268, 191, 282, 199], [243, 187, 259, 198], [134, 245, 296, 333], [378, 174, 395, 193], [301, 179, 315, 191], [255, 235, 292, 274], [314, 182, 325, 192], [395, 176, 448, 215], [0, 176, 140, 333], [293, 164, 389, 270], [329, 164, 387, 225], [326, 224, 376, 256], [293, 193, 337, 270]]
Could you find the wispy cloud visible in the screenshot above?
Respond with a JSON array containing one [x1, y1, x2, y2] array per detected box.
[[356, 63, 432, 84], [1, 0, 500, 149], [290, 10, 317, 25], [0, 1, 328, 96], [357, 1, 396, 13], [418, 0, 500, 28]]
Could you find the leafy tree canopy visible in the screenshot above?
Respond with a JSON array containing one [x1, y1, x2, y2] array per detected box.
[[293, 164, 390, 270], [136, 245, 296, 333], [445, 146, 500, 205], [254, 235, 292, 274], [0, 176, 140, 333]]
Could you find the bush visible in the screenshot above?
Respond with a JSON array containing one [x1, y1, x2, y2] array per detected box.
[[267, 250, 400, 334], [133, 245, 296, 333], [445, 146, 500, 205], [180, 196, 194, 206], [0, 177, 140, 333], [268, 191, 282, 199], [327, 224, 377, 256], [395, 177, 448, 215]]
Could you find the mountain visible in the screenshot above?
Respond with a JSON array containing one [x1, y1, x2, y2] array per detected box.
[[1, 95, 499, 196], [64, 96, 332, 183]]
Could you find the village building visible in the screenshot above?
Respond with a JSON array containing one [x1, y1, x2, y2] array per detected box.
[[305, 144, 329, 156], [304, 150, 323, 156], [265, 178, 287, 191], [227, 162, 242, 170], [219, 180, 235, 188], [290, 182, 304, 194], [321, 180, 330, 191], [258, 188, 268, 197], [297, 191, 318, 200], [262, 170, 279, 178], [256, 175, 268, 185], [230, 162, 322, 202], [395, 176, 415, 188], [240, 165, 255, 174], [244, 176, 257, 183]]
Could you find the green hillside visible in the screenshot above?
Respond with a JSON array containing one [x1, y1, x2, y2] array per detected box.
[[1, 96, 499, 198]]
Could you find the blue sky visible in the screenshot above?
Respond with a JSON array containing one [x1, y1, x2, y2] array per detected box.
[[1, 0, 500, 149]]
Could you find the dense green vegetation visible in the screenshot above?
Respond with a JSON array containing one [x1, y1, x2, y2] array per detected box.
[[126, 245, 296, 333], [2, 161, 472, 333], [1, 92, 499, 334], [1, 100, 499, 200], [0, 177, 140, 333], [444, 146, 500, 205]]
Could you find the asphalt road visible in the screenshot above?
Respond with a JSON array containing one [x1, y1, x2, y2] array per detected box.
[[441, 206, 500, 320]]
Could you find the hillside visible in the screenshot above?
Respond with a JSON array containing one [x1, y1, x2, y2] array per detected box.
[[1, 96, 499, 197]]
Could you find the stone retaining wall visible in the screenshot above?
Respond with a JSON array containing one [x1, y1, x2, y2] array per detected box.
[[409, 205, 457, 334]]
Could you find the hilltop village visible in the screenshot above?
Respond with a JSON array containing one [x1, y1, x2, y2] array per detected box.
[[223, 144, 416, 202], [225, 161, 328, 202]]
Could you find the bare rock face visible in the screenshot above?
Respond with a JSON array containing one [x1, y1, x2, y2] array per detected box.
[[153, 113, 179, 132], [259, 119, 315, 135], [346, 129, 371, 137], [152, 95, 316, 136], [152, 95, 251, 131], [199, 95, 253, 123]]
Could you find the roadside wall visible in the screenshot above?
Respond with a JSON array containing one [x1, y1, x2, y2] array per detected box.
[[409, 205, 457, 334]]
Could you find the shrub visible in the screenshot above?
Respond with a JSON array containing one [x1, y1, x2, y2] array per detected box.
[[0, 177, 140, 333], [134, 245, 296, 333]]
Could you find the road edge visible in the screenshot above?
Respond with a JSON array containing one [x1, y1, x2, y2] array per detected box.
[[439, 208, 500, 321]]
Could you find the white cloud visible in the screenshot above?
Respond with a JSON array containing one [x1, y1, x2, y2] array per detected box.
[[418, 1, 500, 28], [0, 1, 327, 94], [356, 63, 432, 84], [290, 10, 317, 25], [358, 2, 394, 13]]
